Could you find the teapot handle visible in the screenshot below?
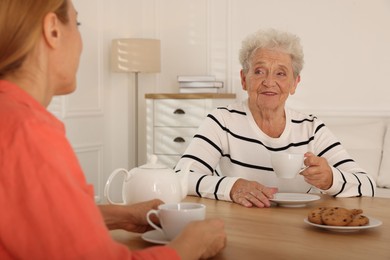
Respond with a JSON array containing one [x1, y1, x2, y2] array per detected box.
[[104, 168, 129, 205]]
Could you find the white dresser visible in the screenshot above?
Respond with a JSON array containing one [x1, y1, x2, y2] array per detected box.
[[145, 93, 236, 168]]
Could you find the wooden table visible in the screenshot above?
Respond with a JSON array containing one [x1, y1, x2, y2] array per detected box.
[[110, 195, 390, 260]]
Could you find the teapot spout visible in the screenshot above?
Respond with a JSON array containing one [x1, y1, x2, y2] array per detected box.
[[179, 161, 193, 200]]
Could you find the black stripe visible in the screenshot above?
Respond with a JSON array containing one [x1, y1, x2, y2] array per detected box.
[[352, 173, 363, 197], [367, 175, 375, 197], [314, 123, 326, 134], [208, 114, 315, 151], [229, 156, 273, 171], [174, 169, 193, 173], [268, 137, 315, 152], [217, 107, 246, 115], [181, 154, 214, 174], [291, 117, 315, 123], [214, 176, 227, 200], [193, 135, 273, 171], [333, 159, 354, 168], [333, 169, 347, 197], [208, 114, 262, 144], [318, 142, 341, 157], [195, 175, 208, 197], [194, 134, 223, 154]]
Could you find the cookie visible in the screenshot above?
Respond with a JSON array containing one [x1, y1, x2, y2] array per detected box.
[[321, 207, 353, 226], [350, 208, 363, 216], [308, 207, 328, 225], [348, 215, 369, 226], [307, 206, 368, 227]]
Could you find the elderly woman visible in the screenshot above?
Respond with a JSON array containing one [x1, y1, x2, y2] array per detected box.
[[175, 28, 376, 208], [0, 0, 226, 259]]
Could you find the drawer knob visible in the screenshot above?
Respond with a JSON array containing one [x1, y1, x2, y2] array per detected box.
[[173, 137, 185, 143], [173, 108, 185, 114]]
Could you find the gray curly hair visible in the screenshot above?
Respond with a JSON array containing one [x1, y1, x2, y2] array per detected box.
[[239, 28, 304, 78]]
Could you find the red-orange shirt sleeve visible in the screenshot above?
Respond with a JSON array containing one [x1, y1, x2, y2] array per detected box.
[[0, 81, 180, 260]]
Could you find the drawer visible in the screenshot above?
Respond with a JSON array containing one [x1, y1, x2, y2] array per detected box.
[[154, 127, 198, 155], [154, 99, 208, 127]]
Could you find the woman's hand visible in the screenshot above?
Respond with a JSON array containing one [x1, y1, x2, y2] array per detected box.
[[300, 152, 333, 190], [168, 218, 226, 259], [230, 179, 278, 208], [98, 199, 163, 232]]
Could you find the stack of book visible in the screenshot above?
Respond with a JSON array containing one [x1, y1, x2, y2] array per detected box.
[[177, 75, 223, 93]]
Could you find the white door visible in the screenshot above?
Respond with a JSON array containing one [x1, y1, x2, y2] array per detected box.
[[48, 0, 131, 203]]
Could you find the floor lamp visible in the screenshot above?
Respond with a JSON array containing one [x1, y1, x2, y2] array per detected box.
[[111, 38, 161, 166]]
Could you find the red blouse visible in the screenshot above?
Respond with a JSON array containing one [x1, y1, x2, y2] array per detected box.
[[0, 80, 178, 260]]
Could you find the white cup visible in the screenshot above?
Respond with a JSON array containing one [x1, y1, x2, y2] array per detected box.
[[146, 202, 206, 240], [271, 152, 305, 179]]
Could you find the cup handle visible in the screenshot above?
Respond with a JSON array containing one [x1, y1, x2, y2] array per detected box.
[[146, 210, 164, 233], [299, 166, 309, 174]]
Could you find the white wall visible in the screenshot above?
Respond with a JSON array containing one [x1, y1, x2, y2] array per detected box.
[[155, 0, 390, 112], [54, 0, 390, 201], [140, 0, 390, 162]]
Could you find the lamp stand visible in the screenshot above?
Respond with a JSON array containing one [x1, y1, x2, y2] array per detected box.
[[130, 72, 139, 167], [111, 38, 161, 168]]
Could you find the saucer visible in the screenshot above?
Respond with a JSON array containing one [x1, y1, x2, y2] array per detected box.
[[269, 193, 320, 207], [304, 216, 382, 232], [141, 230, 170, 244]]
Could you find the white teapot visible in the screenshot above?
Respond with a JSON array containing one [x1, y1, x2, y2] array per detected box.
[[104, 155, 192, 205]]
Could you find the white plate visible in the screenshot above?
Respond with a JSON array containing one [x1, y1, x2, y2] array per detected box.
[[269, 193, 320, 207], [141, 230, 169, 244], [304, 216, 382, 232]]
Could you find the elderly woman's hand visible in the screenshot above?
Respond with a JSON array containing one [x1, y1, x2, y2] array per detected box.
[[300, 152, 333, 190], [230, 179, 278, 208]]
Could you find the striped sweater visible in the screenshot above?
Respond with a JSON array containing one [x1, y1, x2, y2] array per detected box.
[[175, 100, 376, 202]]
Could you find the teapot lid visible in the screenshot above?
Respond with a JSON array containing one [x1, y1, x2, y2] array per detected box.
[[139, 155, 168, 169]]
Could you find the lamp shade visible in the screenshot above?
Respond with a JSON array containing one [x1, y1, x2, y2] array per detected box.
[[111, 38, 161, 73]]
